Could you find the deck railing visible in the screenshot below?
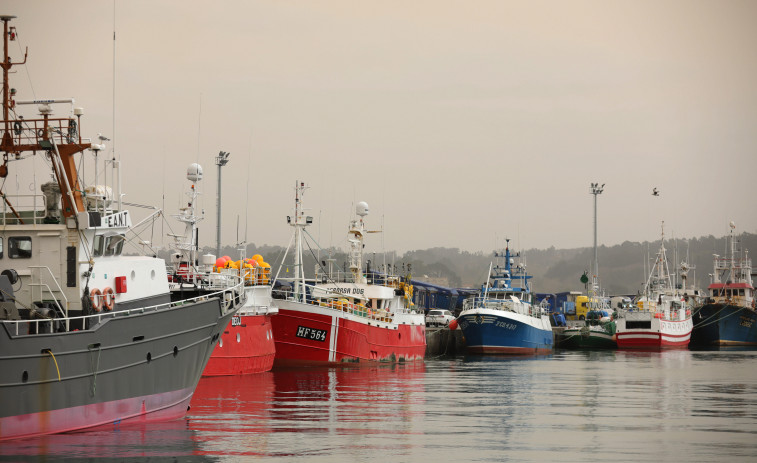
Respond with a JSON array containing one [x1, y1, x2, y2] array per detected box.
[[2, 275, 245, 336], [275, 284, 418, 323], [461, 295, 547, 318]]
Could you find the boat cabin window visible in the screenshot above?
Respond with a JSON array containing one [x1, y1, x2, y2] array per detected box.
[[104, 234, 125, 256], [93, 235, 105, 256], [8, 236, 32, 259], [0, 237, 3, 258]]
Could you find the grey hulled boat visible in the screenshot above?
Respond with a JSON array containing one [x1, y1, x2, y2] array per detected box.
[[0, 15, 243, 441]]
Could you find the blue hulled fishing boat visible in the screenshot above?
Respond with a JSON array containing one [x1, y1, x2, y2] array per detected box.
[[691, 222, 756, 346], [457, 240, 552, 354]]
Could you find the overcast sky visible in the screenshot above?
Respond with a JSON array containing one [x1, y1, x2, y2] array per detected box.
[[5, 0, 757, 254]]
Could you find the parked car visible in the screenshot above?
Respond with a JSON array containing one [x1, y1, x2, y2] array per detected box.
[[426, 309, 455, 327]]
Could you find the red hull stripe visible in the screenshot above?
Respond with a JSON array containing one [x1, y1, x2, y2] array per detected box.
[[466, 345, 552, 355], [0, 388, 193, 441], [617, 330, 691, 349]]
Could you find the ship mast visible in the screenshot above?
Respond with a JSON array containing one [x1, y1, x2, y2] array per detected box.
[[0, 15, 91, 220], [290, 181, 311, 302]]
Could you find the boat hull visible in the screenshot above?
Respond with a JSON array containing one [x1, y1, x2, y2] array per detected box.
[[0, 297, 234, 441], [271, 301, 426, 365], [616, 316, 692, 350], [458, 309, 553, 355], [559, 325, 616, 349], [690, 303, 757, 346], [203, 313, 275, 376]]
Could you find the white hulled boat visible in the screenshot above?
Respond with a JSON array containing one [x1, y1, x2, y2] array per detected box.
[[615, 224, 693, 349]]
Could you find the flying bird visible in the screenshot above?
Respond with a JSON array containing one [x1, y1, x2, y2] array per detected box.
[[652, 188, 659, 196]]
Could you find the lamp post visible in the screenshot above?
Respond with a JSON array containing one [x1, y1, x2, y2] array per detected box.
[[215, 151, 230, 257], [590, 182, 605, 293]]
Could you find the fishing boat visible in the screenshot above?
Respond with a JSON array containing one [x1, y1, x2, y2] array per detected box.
[[166, 164, 276, 375], [615, 224, 693, 349], [269, 182, 426, 365], [691, 222, 756, 346], [559, 309, 617, 349], [0, 15, 242, 440], [556, 283, 617, 349], [457, 240, 553, 354]]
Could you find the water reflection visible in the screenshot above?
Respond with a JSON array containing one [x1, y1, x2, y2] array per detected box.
[[188, 363, 427, 458], [4, 351, 757, 461], [0, 419, 206, 461]]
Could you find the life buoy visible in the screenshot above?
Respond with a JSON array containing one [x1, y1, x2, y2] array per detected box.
[[102, 287, 115, 311], [90, 288, 102, 312]]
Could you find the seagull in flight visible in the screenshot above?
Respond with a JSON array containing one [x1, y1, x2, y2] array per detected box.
[[652, 188, 659, 196]]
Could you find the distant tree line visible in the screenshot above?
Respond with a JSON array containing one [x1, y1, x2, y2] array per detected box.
[[153, 231, 757, 296]]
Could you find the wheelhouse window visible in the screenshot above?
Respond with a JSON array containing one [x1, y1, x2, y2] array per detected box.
[[8, 236, 32, 259], [93, 235, 105, 256], [104, 234, 125, 256]]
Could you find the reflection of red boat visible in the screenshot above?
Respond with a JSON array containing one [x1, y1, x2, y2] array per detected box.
[[187, 363, 425, 456], [188, 373, 277, 456]]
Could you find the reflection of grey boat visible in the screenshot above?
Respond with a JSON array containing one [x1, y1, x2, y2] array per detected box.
[[0, 15, 242, 441]]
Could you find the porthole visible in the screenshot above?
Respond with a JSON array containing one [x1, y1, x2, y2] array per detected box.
[[219, 337, 223, 348], [150, 269, 156, 280], [130, 270, 136, 281], [173, 346, 179, 357], [146, 352, 152, 363], [22, 371, 28, 383], [236, 333, 240, 343]]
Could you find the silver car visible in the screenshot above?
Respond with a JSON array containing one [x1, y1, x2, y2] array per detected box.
[[426, 309, 455, 327]]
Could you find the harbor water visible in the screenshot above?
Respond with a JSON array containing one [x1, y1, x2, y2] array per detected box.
[[3, 349, 757, 462]]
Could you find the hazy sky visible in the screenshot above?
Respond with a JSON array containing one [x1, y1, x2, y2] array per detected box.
[[5, 0, 757, 254]]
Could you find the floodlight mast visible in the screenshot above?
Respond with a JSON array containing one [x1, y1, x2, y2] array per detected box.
[[215, 151, 230, 257], [590, 182, 605, 291]]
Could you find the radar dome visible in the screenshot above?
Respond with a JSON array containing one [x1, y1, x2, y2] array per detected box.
[[187, 163, 203, 182], [356, 201, 370, 217]]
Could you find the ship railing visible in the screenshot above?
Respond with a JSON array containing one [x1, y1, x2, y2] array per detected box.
[[0, 193, 47, 225], [169, 265, 271, 289], [2, 274, 245, 336], [313, 269, 406, 287], [28, 265, 70, 330], [714, 256, 752, 270], [462, 295, 547, 318], [4, 116, 82, 147], [276, 286, 402, 324]]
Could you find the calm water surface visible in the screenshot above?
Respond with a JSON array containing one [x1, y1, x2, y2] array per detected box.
[[3, 349, 757, 462]]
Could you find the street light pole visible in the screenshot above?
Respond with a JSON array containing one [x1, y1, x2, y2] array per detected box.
[[215, 151, 230, 257]]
